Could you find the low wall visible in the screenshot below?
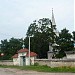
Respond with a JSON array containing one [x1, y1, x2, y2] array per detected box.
[[0, 59, 75, 67], [0, 60, 13, 65], [35, 59, 75, 67]]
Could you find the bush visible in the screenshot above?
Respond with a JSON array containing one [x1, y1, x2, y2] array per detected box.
[[34, 62, 39, 66]]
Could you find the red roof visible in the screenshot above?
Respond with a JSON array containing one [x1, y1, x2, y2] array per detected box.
[[12, 54, 18, 58], [26, 52, 37, 57], [18, 48, 28, 53], [12, 48, 37, 58]]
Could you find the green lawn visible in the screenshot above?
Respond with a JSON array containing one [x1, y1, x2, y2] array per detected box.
[[0, 65, 75, 73]]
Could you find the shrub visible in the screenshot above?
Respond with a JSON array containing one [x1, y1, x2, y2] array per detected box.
[[34, 62, 39, 66]]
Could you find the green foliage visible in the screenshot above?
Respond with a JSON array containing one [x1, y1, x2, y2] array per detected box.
[[55, 28, 74, 58], [34, 62, 39, 66], [55, 50, 66, 58], [0, 38, 23, 60], [26, 18, 57, 58], [72, 31, 75, 41]]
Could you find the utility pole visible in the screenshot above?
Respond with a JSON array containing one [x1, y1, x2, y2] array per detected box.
[[22, 38, 25, 49], [29, 36, 30, 65]]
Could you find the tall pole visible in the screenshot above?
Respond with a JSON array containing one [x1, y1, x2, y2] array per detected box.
[[29, 36, 30, 65], [22, 38, 25, 49]]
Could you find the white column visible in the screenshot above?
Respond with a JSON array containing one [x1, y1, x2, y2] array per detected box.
[[29, 36, 30, 65]]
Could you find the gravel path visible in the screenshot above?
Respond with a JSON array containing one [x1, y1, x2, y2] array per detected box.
[[0, 68, 75, 75]]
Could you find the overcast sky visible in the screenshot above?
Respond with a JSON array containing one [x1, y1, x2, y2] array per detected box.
[[0, 0, 74, 41]]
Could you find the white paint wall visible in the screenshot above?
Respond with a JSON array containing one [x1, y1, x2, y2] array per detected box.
[[48, 52, 53, 59], [30, 57, 35, 65], [18, 52, 27, 57], [13, 58, 19, 65], [35, 59, 75, 67], [18, 52, 27, 66], [26, 57, 29, 65], [66, 54, 75, 59], [1, 59, 75, 67], [13, 52, 36, 66], [26, 57, 35, 65]]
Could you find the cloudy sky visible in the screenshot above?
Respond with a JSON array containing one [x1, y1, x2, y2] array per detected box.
[[0, 0, 74, 41]]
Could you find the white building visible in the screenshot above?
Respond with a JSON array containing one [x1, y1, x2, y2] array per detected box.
[[12, 48, 37, 66], [65, 51, 75, 59]]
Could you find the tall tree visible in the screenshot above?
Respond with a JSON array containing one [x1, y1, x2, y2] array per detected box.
[[55, 28, 74, 58], [26, 18, 57, 58], [72, 31, 75, 50], [72, 31, 75, 41], [0, 38, 23, 60]]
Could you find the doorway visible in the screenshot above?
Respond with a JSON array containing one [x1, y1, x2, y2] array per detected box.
[[20, 56, 26, 66]]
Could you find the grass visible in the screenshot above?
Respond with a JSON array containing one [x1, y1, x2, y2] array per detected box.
[[0, 65, 75, 73]]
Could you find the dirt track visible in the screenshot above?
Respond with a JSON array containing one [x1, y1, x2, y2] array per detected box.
[[0, 68, 75, 75]]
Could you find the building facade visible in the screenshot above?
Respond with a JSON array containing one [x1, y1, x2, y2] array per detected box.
[[12, 48, 37, 66]]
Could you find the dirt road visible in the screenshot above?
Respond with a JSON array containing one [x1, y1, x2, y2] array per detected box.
[[0, 68, 75, 75]]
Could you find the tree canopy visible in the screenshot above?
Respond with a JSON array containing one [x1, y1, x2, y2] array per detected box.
[[0, 38, 23, 60], [55, 28, 74, 58], [26, 18, 57, 58]]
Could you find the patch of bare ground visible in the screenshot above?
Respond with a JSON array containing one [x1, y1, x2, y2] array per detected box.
[[0, 68, 75, 75]]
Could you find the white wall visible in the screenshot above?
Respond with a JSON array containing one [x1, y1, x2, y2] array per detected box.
[[26, 57, 35, 65], [30, 57, 35, 65], [13, 58, 19, 65], [35, 59, 75, 67], [0, 60, 13, 65], [18, 52, 27, 57], [13, 52, 36, 66], [1, 59, 75, 67], [18, 52, 27, 66], [66, 54, 75, 59], [26, 57, 29, 65], [48, 52, 53, 59]]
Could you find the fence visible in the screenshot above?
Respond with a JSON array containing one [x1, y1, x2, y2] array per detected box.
[[0, 59, 75, 67], [0, 60, 13, 65], [34, 59, 75, 67]]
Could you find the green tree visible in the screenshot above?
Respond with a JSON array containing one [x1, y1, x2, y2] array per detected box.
[[26, 18, 57, 58], [55, 28, 74, 58], [0, 38, 23, 60], [72, 31, 75, 41], [72, 31, 75, 50]]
